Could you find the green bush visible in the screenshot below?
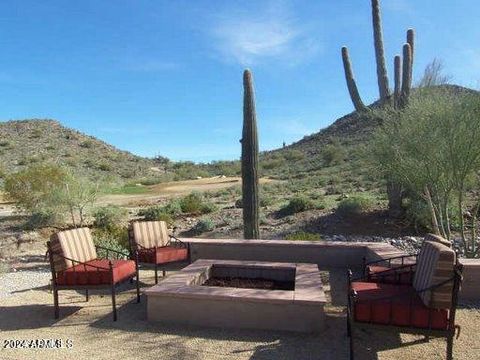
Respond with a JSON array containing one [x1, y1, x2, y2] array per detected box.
[[138, 206, 174, 225], [336, 196, 373, 217], [179, 192, 203, 213], [163, 199, 183, 216], [285, 232, 322, 241], [179, 192, 216, 214], [25, 210, 60, 229], [200, 202, 217, 214], [193, 218, 215, 234], [279, 196, 315, 216], [93, 205, 128, 231], [92, 228, 129, 259], [321, 144, 346, 166]]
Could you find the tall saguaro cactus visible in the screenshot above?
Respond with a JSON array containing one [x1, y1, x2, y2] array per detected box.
[[341, 47, 367, 112], [341, 0, 414, 112], [241, 69, 260, 239], [372, 0, 391, 102]]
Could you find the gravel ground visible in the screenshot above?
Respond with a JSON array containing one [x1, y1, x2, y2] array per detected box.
[[0, 269, 479, 360], [0, 270, 50, 299]]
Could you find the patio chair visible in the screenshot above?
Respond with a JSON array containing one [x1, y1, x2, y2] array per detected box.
[[47, 227, 140, 321], [347, 239, 463, 360], [363, 233, 453, 284], [128, 220, 189, 284]]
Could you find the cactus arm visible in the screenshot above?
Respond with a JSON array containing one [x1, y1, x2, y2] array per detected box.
[[241, 69, 260, 239], [372, 0, 391, 102], [341, 47, 367, 112], [394, 55, 402, 109], [400, 43, 412, 108]]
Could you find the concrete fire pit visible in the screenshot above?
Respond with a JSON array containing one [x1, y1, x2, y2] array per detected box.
[[145, 259, 326, 332]]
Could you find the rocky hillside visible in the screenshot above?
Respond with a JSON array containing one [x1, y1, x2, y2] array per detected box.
[[0, 119, 160, 180]]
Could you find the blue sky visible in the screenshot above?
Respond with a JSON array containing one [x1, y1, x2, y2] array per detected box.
[[0, 0, 479, 162]]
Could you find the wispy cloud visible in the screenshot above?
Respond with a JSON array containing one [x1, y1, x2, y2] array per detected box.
[[209, 1, 321, 66]]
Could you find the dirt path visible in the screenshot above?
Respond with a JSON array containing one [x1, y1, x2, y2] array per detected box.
[[99, 176, 278, 206]]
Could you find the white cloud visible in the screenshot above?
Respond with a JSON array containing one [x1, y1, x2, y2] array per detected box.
[[209, 1, 321, 66]]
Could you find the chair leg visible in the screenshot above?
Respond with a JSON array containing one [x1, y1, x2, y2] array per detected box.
[[349, 323, 354, 360], [154, 264, 158, 284], [111, 283, 117, 321], [136, 275, 140, 303], [162, 269, 166, 277], [446, 333, 454, 360], [53, 288, 59, 319], [85, 289, 89, 302]]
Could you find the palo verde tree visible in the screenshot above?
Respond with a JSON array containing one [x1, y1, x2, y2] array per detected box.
[[371, 88, 480, 258], [241, 69, 260, 239]]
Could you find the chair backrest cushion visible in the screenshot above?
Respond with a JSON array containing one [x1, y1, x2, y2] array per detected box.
[[424, 233, 452, 248], [413, 240, 455, 308], [131, 221, 169, 249], [50, 227, 97, 272]]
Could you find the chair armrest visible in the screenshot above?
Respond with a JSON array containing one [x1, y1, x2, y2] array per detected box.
[[47, 250, 111, 271], [365, 254, 417, 267], [169, 236, 188, 248]]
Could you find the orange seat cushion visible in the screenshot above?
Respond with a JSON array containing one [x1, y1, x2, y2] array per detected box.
[[56, 259, 136, 286], [138, 246, 188, 264], [351, 281, 449, 330], [367, 265, 414, 285]]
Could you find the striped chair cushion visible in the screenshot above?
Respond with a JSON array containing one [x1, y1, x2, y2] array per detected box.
[[424, 233, 452, 248], [132, 221, 170, 249], [50, 227, 97, 272], [413, 240, 455, 309]]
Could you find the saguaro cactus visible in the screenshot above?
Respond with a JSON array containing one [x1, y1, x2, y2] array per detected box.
[[407, 29, 415, 64], [241, 69, 260, 239], [341, 47, 367, 112], [401, 43, 412, 108], [394, 55, 402, 108], [372, 0, 391, 102]]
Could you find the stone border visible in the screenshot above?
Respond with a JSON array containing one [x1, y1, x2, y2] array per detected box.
[[145, 259, 326, 332], [145, 259, 326, 306], [181, 238, 479, 301]]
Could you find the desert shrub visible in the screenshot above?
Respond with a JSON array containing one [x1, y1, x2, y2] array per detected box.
[[193, 218, 215, 234], [4, 164, 68, 213], [279, 196, 315, 216], [45, 144, 55, 150], [262, 158, 283, 170], [200, 202, 217, 214], [179, 192, 203, 213], [179, 192, 216, 214], [404, 197, 431, 231], [97, 163, 112, 171], [163, 199, 183, 216], [24, 209, 60, 229], [92, 228, 129, 259], [0, 140, 10, 147], [283, 149, 305, 162], [336, 196, 373, 217], [260, 196, 274, 207], [138, 206, 174, 225], [80, 140, 94, 148], [285, 232, 322, 241], [321, 144, 346, 166], [93, 205, 128, 231]]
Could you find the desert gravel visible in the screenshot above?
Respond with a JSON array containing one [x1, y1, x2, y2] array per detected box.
[[0, 270, 479, 360]]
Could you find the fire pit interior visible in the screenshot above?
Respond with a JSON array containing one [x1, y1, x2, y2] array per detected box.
[[145, 259, 326, 332], [202, 264, 295, 290]]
